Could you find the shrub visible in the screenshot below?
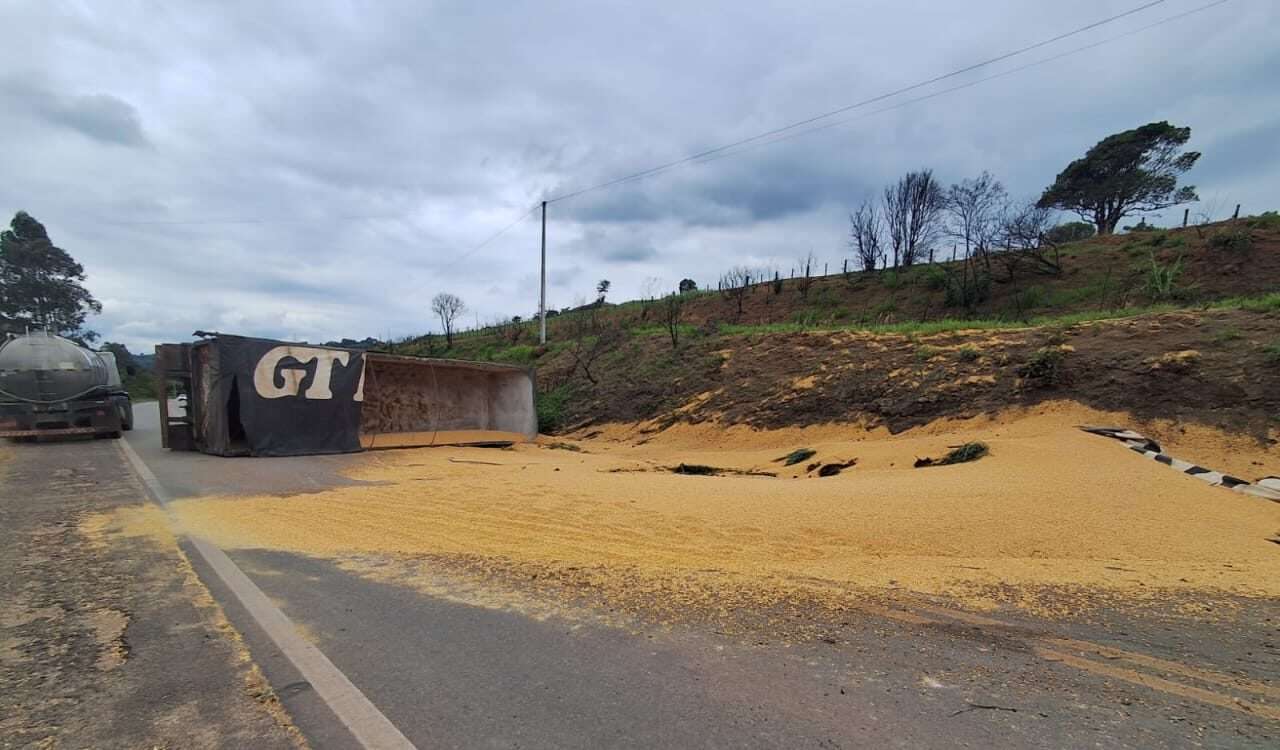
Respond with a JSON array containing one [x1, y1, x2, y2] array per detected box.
[[957, 345, 981, 362], [880, 270, 903, 290], [1011, 285, 1048, 312], [535, 384, 574, 434], [943, 269, 991, 309], [1017, 347, 1066, 385], [1264, 341, 1280, 365], [1208, 229, 1252, 252], [811, 286, 838, 309], [493, 344, 536, 365], [1144, 253, 1184, 301], [919, 264, 947, 291], [1246, 211, 1280, 230], [871, 299, 897, 319], [1044, 221, 1096, 244]]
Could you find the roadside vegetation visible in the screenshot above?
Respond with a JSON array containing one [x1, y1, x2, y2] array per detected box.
[[388, 213, 1279, 436]]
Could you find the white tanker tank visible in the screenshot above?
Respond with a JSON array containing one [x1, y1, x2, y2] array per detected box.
[[0, 332, 134, 440]]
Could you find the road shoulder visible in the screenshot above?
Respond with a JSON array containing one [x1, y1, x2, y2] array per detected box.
[[0, 439, 302, 749]]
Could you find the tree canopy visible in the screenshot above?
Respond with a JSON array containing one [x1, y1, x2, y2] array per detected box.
[[1037, 121, 1200, 235], [0, 211, 101, 340]]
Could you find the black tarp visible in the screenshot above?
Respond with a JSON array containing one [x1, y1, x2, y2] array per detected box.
[[197, 335, 365, 457]]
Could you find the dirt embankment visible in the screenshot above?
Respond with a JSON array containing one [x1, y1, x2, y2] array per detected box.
[[544, 307, 1280, 446]]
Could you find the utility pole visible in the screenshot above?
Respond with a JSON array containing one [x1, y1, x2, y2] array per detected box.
[[539, 200, 547, 344]]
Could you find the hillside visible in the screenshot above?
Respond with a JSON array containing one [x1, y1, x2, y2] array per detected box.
[[396, 215, 1280, 441]]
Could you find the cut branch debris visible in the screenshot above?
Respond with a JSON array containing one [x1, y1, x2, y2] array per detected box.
[[914, 442, 989, 468]]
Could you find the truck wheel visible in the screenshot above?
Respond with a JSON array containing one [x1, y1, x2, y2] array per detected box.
[[120, 405, 134, 431]]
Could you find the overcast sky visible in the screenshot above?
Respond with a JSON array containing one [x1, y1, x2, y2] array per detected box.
[[1, 0, 1275, 350]]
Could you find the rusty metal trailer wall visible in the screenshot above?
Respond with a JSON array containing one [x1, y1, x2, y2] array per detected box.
[[359, 353, 536, 449]]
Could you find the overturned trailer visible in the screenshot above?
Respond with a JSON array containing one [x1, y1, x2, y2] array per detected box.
[[155, 333, 536, 456]]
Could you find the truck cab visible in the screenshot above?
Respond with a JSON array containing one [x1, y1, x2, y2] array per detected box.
[[96, 350, 135, 431]]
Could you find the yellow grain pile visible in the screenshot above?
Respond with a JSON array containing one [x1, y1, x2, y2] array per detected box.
[[166, 402, 1280, 611]]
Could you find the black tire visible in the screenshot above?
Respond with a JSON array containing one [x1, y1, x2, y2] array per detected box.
[[120, 404, 134, 431]]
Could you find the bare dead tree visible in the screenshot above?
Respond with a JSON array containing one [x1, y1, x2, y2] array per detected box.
[[638, 277, 662, 320], [883, 170, 945, 267], [946, 171, 1007, 269], [907, 170, 946, 264], [883, 184, 906, 268], [661, 292, 684, 351], [430, 292, 465, 347], [795, 252, 816, 298], [848, 198, 884, 271], [565, 314, 622, 385], [992, 201, 1062, 281], [719, 266, 752, 317]]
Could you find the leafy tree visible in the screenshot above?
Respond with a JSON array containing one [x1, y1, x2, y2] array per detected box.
[[678, 278, 697, 294], [430, 292, 465, 347], [101, 341, 157, 399], [1044, 221, 1095, 245], [595, 279, 610, 302], [0, 211, 101, 340], [1037, 121, 1200, 235]]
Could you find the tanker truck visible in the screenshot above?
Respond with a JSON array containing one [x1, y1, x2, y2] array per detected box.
[[0, 332, 134, 441]]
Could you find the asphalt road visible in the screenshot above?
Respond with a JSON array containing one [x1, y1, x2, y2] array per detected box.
[[1, 433, 298, 748], [118, 402, 1280, 748]]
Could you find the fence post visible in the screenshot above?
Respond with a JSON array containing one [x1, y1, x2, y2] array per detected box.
[[1183, 208, 1189, 228], [1233, 204, 1241, 220]]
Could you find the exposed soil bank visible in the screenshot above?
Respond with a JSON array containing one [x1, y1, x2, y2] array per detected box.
[[546, 308, 1280, 444]]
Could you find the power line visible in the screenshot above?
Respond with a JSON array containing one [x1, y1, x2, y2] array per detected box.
[[102, 213, 403, 226], [682, 0, 1233, 171], [544, 0, 1171, 204], [439, 202, 539, 271]]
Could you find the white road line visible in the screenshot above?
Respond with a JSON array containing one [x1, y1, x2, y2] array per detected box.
[[116, 438, 416, 750]]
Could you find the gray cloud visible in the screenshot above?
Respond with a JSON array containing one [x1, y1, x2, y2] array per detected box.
[[0, 0, 1276, 350], [601, 243, 658, 263], [0, 75, 147, 146]]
